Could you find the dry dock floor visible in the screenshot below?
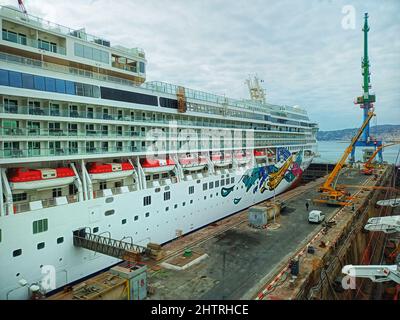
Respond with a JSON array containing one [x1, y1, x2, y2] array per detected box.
[[148, 168, 372, 300]]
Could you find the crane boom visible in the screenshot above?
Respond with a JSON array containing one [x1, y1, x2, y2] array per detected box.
[[363, 142, 399, 172], [319, 111, 375, 193]]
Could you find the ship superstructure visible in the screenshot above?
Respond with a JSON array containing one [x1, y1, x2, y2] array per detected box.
[[0, 5, 318, 299]]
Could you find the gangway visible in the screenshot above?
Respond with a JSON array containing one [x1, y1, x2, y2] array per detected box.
[[73, 228, 151, 262]]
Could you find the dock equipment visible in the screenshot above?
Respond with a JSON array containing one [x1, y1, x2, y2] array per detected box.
[[351, 13, 383, 163], [364, 216, 400, 234], [362, 143, 399, 175], [73, 228, 151, 262], [342, 216, 400, 284], [314, 111, 374, 206]]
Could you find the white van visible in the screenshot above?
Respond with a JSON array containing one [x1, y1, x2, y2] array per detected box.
[[308, 210, 325, 224]]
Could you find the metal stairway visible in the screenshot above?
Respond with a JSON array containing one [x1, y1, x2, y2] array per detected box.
[[73, 228, 151, 262]]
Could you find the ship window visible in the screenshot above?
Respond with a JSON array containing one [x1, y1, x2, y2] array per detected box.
[[104, 210, 115, 216], [100, 182, 107, 190], [165, 207, 169, 212], [12, 193, 27, 202], [145, 212, 150, 217], [204, 196, 207, 200], [45, 77, 56, 92], [0, 69, 9, 86], [231, 177, 235, 184], [13, 249, 22, 257], [221, 179, 225, 186], [226, 178, 230, 185], [143, 195, 151, 206], [190, 200, 193, 204], [57, 237, 64, 244], [139, 62, 145, 73], [34, 75, 45, 90], [33, 219, 48, 234], [164, 191, 170, 201], [9, 71, 22, 87], [65, 81, 75, 95], [55, 79, 66, 93], [155, 187, 161, 193], [189, 186, 194, 194], [182, 202, 186, 206], [203, 183, 208, 191], [134, 215, 139, 221], [174, 204, 178, 209], [209, 182, 214, 189], [100, 87, 158, 106], [122, 219, 127, 224], [159, 97, 178, 109], [37, 242, 45, 250], [93, 227, 99, 233], [22, 73, 34, 89], [52, 188, 62, 198], [215, 180, 219, 188], [74, 43, 84, 56]]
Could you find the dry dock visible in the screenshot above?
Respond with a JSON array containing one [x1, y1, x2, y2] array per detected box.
[[146, 164, 396, 300]]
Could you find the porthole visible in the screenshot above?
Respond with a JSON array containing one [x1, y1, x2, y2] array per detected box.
[[105, 209, 115, 216], [105, 197, 114, 203]]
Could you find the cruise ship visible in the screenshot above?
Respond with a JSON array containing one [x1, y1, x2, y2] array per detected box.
[[0, 5, 318, 299]]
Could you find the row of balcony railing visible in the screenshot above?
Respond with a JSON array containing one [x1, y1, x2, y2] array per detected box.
[[0, 140, 314, 159], [0, 104, 309, 133]]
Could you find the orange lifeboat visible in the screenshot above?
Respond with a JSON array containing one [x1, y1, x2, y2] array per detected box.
[[141, 157, 176, 174], [179, 154, 207, 171], [254, 149, 267, 159], [87, 162, 134, 181], [234, 150, 251, 165], [8, 167, 75, 190], [211, 152, 232, 167]]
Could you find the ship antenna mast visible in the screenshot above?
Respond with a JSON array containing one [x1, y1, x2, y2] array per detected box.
[[245, 75, 266, 104]]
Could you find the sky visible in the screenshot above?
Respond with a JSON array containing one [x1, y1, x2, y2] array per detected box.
[[2, 0, 399, 131]]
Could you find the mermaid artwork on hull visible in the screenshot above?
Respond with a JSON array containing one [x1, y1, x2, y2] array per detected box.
[[221, 148, 304, 204]]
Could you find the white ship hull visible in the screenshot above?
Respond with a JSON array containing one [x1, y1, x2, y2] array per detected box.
[[0, 157, 313, 300]]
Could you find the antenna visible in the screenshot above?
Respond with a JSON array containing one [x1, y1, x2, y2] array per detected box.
[[245, 74, 266, 104]]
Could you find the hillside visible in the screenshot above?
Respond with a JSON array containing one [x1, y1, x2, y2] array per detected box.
[[317, 124, 400, 141]]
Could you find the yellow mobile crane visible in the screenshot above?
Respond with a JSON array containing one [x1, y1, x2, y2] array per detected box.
[[362, 142, 399, 175], [314, 111, 375, 206]]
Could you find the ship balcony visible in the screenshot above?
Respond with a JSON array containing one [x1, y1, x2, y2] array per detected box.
[[93, 184, 137, 199], [2, 29, 66, 55], [12, 194, 78, 214]]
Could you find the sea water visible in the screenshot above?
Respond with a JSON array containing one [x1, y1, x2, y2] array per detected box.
[[316, 141, 400, 164]]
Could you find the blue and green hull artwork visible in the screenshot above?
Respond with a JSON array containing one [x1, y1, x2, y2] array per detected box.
[[221, 148, 304, 204]]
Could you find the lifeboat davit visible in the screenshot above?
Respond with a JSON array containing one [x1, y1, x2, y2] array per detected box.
[[141, 158, 176, 174], [87, 162, 134, 181], [8, 167, 75, 190], [254, 149, 267, 160], [179, 154, 207, 171], [211, 152, 232, 167]]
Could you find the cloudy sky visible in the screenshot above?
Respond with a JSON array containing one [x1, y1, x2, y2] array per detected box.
[[3, 0, 399, 130]]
